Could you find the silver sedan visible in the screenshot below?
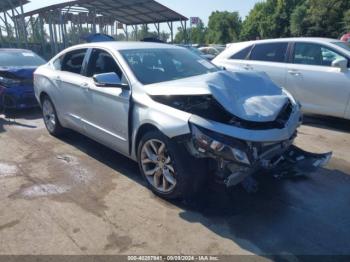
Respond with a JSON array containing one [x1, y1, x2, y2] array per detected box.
[[34, 42, 331, 199]]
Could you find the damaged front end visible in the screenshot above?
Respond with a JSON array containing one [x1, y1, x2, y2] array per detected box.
[[149, 70, 332, 190], [0, 68, 38, 110], [186, 124, 331, 188]]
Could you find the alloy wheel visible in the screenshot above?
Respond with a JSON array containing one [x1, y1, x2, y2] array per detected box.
[[141, 139, 177, 193], [43, 99, 56, 133]]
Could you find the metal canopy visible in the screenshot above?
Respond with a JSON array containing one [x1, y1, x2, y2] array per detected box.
[[0, 0, 29, 12], [6, 0, 188, 58], [19, 0, 188, 25]]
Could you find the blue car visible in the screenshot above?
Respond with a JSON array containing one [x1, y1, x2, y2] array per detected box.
[[0, 49, 46, 110]]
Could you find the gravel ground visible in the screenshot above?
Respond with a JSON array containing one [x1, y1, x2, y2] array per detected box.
[[0, 108, 350, 259]]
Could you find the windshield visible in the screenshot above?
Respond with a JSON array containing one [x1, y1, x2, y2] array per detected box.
[[332, 41, 350, 52], [120, 48, 219, 85], [0, 50, 46, 67]]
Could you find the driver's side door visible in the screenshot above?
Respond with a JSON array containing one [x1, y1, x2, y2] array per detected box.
[[83, 48, 131, 156]]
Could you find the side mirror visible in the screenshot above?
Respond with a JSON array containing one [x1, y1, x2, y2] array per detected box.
[[93, 72, 129, 89], [332, 58, 348, 72]]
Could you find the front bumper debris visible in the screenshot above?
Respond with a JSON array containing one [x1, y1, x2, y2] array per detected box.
[[269, 145, 332, 179], [187, 124, 332, 188]]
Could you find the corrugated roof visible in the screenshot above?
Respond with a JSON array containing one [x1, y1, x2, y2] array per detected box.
[[19, 0, 187, 25], [0, 0, 29, 12]]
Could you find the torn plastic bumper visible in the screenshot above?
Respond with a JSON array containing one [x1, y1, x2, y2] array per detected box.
[[186, 124, 332, 188], [269, 145, 332, 179]]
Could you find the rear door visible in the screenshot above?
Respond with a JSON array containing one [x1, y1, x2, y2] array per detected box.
[[286, 42, 350, 118], [245, 42, 289, 88], [52, 48, 89, 132], [82, 48, 131, 156]]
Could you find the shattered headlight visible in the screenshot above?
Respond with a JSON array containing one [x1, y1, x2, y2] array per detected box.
[[190, 124, 251, 165]]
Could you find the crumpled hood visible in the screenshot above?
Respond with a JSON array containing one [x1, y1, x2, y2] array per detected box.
[[146, 70, 289, 122]]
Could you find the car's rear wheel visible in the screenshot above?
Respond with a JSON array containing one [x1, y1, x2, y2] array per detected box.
[[42, 96, 65, 136], [137, 131, 205, 200]]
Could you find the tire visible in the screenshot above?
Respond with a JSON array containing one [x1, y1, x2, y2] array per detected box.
[[41, 95, 65, 137], [137, 130, 205, 200]]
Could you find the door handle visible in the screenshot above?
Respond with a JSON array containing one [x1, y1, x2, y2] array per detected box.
[[288, 70, 301, 76], [243, 64, 253, 70]]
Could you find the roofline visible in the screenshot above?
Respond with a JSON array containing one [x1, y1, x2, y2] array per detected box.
[[15, 0, 188, 24]]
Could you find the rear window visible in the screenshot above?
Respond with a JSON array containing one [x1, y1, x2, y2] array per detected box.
[[231, 46, 252, 60], [0, 50, 46, 67], [250, 43, 288, 63]]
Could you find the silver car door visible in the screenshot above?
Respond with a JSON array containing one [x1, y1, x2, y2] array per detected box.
[[286, 42, 350, 118], [82, 48, 130, 156], [245, 42, 289, 88], [219, 44, 254, 72], [57, 48, 89, 132]]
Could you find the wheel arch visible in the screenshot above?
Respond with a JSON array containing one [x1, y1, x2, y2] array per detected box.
[[39, 91, 50, 106], [133, 123, 161, 159]]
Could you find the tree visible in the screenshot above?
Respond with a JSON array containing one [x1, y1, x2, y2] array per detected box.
[[190, 20, 207, 44], [159, 31, 170, 42], [174, 27, 187, 44], [290, 3, 308, 36], [344, 10, 350, 32], [240, 1, 277, 40], [241, 0, 350, 40], [304, 0, 349, 38], [206, 11, 242, 44]]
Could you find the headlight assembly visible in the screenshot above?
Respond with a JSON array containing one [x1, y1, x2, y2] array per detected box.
[[190, 124, 251, 165]]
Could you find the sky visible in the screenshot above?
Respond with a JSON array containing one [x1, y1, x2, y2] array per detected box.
[[21, 0, 261, 35], [23, 0, 261, 24]]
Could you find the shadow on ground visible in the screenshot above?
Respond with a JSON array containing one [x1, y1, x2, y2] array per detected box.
[[0, 108, 41, 133], [58, 129, 350, 258], [303, 114, 350, 133]]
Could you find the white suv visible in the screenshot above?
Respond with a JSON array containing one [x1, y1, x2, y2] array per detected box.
[[213, 38, 350, 120]]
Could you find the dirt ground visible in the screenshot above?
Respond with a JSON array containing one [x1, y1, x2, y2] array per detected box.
[[0, 108, 350, 258]]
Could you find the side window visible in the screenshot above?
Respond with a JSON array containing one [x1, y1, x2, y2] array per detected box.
[[61, 49, 87, 74], [293, 43, 348, 67], [250, 43, 288, 62], [86, 49, 126, 83], [230, 46, 252, 60]]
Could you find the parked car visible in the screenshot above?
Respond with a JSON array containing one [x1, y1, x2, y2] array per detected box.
[[177, 44, 215, 60], [199, 46, 225, 57], [340, 33, 350, 43], [34, 42, 331, 199], [0, 49, 46, 110], [213, 38, 350, 120]]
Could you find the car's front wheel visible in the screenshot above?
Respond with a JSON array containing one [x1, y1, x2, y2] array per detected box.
[[137, 131, 203, 200], [42, 96, 65, 137]]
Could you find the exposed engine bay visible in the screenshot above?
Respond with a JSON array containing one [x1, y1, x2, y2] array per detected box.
[[151, 95, 294, 130]]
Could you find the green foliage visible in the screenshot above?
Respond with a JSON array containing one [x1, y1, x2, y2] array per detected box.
[[190, 21, 207, 45], [241, 0, 350, 40], [150, 0, 350, 45], [290, 4, 308, 36], [206, 11, 241, 44], [174, 27, 187, 44], [344, 10, 350, 32]]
